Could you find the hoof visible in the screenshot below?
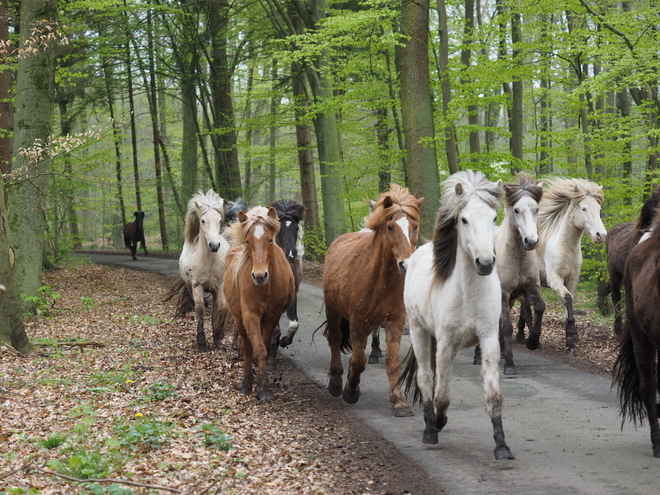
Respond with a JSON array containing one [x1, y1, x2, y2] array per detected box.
[[327, 379, 342, 398], [568, 346, 579, 355], [473, 356, 482, 366], [375, 348, 383, 358], [653, 446, 660, 458], [503, 364, 517, 376], [526, 337, 540, 350], [422, 428, 438, 444], [494, 446, 515, 460], [267, 361, 276, 372], [515, 334, 526, 344], [394, 405, 414, 417], [258, 390, 274, 402], [368, 355, 379, 365], [239, 386, 251, 396], [342, 385, 360, 405], [279, 336, 292, 348], [436, 415, 447, 432], [197, 343, 209, 352]]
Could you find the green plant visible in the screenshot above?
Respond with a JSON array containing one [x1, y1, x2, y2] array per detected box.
[[113, 415, 173, 451], [20, 285, 61, 316], [84, 483, 134, 495], [80, 296, 94, 307], [196, 422, 234, 450], [41, 433, 67, 449], [47, 446, 109, 479], [140, 381, 178, 402], [302, 225, 327, 262]]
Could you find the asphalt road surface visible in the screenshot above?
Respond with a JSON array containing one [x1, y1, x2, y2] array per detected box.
[[84, 253, 658, 495]]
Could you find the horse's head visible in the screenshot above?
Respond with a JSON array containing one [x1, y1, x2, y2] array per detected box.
[[134, 211, 145, 227], [368, 185, 424, 275], [457, 181, 502, 276], [572, 184, 607, 244], [239, 206, 281, 286], [195, 201, 225, 252], [505, 176, 542, 250], [268, 200, 305, 263]]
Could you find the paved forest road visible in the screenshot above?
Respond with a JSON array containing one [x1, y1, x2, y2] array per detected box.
[[84, 253, 658, 495]]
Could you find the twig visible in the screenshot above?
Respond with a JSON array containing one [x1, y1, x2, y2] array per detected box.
[[33, 341, 107, 348], [37, 467, 189, 493], [0, 342, 21, 355], [281, 399, 310, 406], [0, 462, 32, 480]]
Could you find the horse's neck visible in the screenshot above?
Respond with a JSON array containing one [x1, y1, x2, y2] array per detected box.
[[540, 209, 583, 255], [365, 231, 399, 278]]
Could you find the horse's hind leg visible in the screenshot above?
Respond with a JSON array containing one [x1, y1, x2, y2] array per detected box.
[[268, 324, 281, 371], [325, 312, 344, 397], [236, 321, 254, 396], [632, 335, 660, 457], [515, 296, 531, 344], [211, 292, 228, 348], [130, 240, 138, 260], [245, 313, 274, 402], [192, 285, 208, 350], [368, 327, 382, 364], [499, 293, 517, 376], [343, 320, 368, 405], [479, 333, 515, 460], [473, 345, 482, 366], [610, 272, 624, 337]]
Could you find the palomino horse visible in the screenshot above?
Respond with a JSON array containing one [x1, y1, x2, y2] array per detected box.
[[124, 211, 148, 260], [179, 190, 231, 350], [266, 199, 305, 369], [535, 177, 606, 353], [323, 184, 424, 417], [223, 206, 295, 401], [400, 170, 513, 460], [474, 174, 545, 375], [612, 209, 660, 458], [604, 185, 660, 336]]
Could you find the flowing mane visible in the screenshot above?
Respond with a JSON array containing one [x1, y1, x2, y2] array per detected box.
[[433, 170, 503, 282], [225, 196, 248, 225], [504, 173, 543, 207], [634, 185, 660, 231], [225, 206, 281, 287], [538, 177, 604, 239], [184, 189, 225, 245], [365, 184, 421, 230]]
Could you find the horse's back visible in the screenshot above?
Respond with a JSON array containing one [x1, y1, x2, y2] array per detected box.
[[607, 221, 637, 276]]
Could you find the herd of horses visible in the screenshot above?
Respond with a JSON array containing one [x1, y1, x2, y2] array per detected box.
[[132, 171, 660, 461]]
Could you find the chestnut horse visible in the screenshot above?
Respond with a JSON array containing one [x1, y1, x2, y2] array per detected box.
[[223, 206, 295, 401], [124, 211, 148, 260], [604, 185, 660, 336], [612, 208, 660, 458], [323, 183, 424, 417]]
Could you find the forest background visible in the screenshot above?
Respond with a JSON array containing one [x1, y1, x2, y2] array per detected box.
[[0, 0, 658, 352]]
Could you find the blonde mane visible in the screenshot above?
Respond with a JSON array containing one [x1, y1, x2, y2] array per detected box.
[[184, 189, 225, 245], [365, 183, 421, 230], [538, 177, 604, 239], [225, 206, 282, 288]]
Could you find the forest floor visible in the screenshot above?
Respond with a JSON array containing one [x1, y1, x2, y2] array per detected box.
[[0, 253, 620, 494]]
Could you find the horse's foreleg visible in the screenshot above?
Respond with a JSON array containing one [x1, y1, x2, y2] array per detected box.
[[525, 286, 545, 351], [140, 236, 148, 256], [325, 313, 344, 397], [279, 296, 299, 348], [368, 327, 382, 364], [244, 314, 273, 402], [192, 285, 208, 351], [515, 296, 530, 344], [343, 321, 368, 405], [268, 324, 281, 371], [211, 291, 227, 348], [430, 342, 454, 439], [499, 293, 516, 376], [632, 335, 660, 457], [130, 240, 138, 260], [610, 274, 624, 337], [548, 273, 578, 353], [479, 333, 515, 460], [384, 321, 413, 417]]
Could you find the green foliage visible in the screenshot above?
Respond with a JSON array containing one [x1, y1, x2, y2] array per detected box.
[[139, 381, 178, 402], [195, 422, 234, 450], [80, 296, 95, 307], [20, 286, 61, 316], [41, 433, 67, 449], [47, 446, 110, 480], [302, 225, 327, 262], [84, 484, 134, 495], [112, 415, 173, 451]]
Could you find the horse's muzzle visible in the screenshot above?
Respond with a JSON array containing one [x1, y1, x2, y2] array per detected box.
[[397, 260, 407, 275], [475, 257, 495, 276], [523, 236, 539, 250], [209, 242, 221, 252], [252, 271, 269, 285]]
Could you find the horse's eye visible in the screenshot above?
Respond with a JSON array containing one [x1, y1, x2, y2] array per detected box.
[[514, 208, 520, 214], [461, 218, 468, 225], [582, 206, 587, 212], [201, 219, 206, 224], [387, 225, 394, 231], [413, 225, 418, 231]]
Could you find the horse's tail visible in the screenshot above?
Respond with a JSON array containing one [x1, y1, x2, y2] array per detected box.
[[597, 282, 612, 298], [398, 346, 423, 406], [164, 275, 195, 317], [612, 327, 647, 428], [339, 318, 351, 353]]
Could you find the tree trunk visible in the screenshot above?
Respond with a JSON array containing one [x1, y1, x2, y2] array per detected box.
[[461, 0, 480, 161], [397, 0, 440, 241], [268, 59, 278, 203], [124, 2, 142, 211], [436, 0, 459, 173], [181, 55, 198, 206], [0, 0, 12, 206], [8, 0, 57, 300], [510, 10, 524, 171]]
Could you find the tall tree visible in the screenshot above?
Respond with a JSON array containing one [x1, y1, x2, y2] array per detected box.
[[397, 0, 440, 239], [436, 0, 459, 173]]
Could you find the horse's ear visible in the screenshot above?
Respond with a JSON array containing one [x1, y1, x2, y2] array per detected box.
[[416, 196, 425, 207], [368, 200, 377, 213], [238, 210, 248, 223], [383, 196, 394, 208], [599, 184, 603, 190], [574, 184, 579, 192], [537, 182, 543, 189], [496, 179, 504, 192], [267, 206, 278, 220], [455, 182, 463, 196]]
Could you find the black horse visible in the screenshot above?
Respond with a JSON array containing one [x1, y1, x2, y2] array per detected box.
[[223, 197, 248, 230], [613, 207, 660, 458], [266, 199, 305, 369], [124, 211, 148, 260]]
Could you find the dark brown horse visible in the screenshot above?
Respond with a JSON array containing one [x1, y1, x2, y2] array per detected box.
[[323, 184, 424, 417], [123, 211, 147, 260], [612, 208, 660, 458], [604, 185, 660, 336], [223, 206, 295, 401]]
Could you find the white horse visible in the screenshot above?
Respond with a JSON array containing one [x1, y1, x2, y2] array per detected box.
[[535, 177, 606, 354], [473, 174, 545, 375], [400, 170, 514, 460], [179, 189, 231, 350]]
